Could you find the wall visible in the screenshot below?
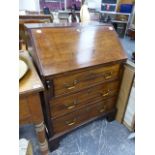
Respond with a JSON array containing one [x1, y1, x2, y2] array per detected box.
[[19, 0, 40, 11], [40, 0, 64, 10], [86, 0, 101, 10]]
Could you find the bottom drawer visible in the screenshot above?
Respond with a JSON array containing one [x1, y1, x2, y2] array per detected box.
[[52, 96, 117, 134]]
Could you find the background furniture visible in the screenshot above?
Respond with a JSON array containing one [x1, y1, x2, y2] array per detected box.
[[123, 78, 135, 131], [19, 14, 53, 22], [101, 0, 117, 12], [128, 25, 135, 40], [19, 14, 53, 50], [26, 22, 127, 151], [45, 0, 134, 37], [19, 51, 48, 155], [99, 0, 134, 37], [116, 60, 135, 126], [58, 10, 80, 23], [127, 4, 135, 40], [40, 0, 81, 11], [99, 11, 131, 37], [37, 0, 134, 37], [54, 10, 100, 24]]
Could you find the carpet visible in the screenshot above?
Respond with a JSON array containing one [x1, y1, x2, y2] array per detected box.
[[20, 119, 135, 155]]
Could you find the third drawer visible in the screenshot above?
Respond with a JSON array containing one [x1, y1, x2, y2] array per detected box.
[[51, 96, 117, 135]]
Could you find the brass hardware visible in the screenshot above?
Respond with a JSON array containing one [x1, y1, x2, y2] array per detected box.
[[104, 72, 112, 80], [102, 90, 110, 97], [64, 100, 78, 109], [100, 107, 105, 113], [67, 86, 75, 90], [64, 80, 78, 90], [67, 105, 75, 110], [102, 92, 109, 96], [67, 121, 76, 126], [65, 118, 76, 126]]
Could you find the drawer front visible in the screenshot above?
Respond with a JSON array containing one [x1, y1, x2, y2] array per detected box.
[[50, 81, 120, 118], [52, 97, 116, 134], [53, 64, 121, 97], [84, 97, 116, 119]]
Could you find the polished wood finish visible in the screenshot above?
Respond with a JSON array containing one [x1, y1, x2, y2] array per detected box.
[[52, 96, 117, 134], [50, 81, 120, 119], [19, 15, 53, 22], [19, 15, 53, 50], [53, 64, 120, 97], [26, 23, 127, 152], [26, 23, 126, 76], [19, 51, 44, 95], [19, 51, 48, 155]]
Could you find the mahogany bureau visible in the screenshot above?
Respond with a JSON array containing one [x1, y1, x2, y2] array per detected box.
[[25, 23, 127, 151]]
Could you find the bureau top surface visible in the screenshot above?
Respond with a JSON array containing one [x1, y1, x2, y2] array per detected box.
[[27, 23, 127, 77]]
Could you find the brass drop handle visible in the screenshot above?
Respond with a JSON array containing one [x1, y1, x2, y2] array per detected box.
[[100, 107, 105, 113], [67, 105, 75, 110], [104, 72, 112, 80], [64, 80, 78, 90], [101, 90, 110, 97], [102, 92, 109, 97], [64, 100, 78, 110], [65, 118, 76, 126], [67, 86, 75, 90]]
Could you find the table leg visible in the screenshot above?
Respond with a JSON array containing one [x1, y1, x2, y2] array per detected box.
[[35, 122, 48, 155], [27, 94, 49, 155]]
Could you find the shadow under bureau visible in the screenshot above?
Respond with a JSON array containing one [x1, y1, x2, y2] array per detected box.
[[25, 22, 127, 151]]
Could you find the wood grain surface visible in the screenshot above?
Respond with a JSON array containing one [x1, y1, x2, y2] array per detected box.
[[26, 23, 127, 76], [19, 51, 44, 96]]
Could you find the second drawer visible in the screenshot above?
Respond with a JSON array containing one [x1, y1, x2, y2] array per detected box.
[[50, 80, 119, 118]]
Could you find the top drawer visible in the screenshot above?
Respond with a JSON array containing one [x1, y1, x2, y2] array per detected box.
[[53, 64, 121, 97]]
